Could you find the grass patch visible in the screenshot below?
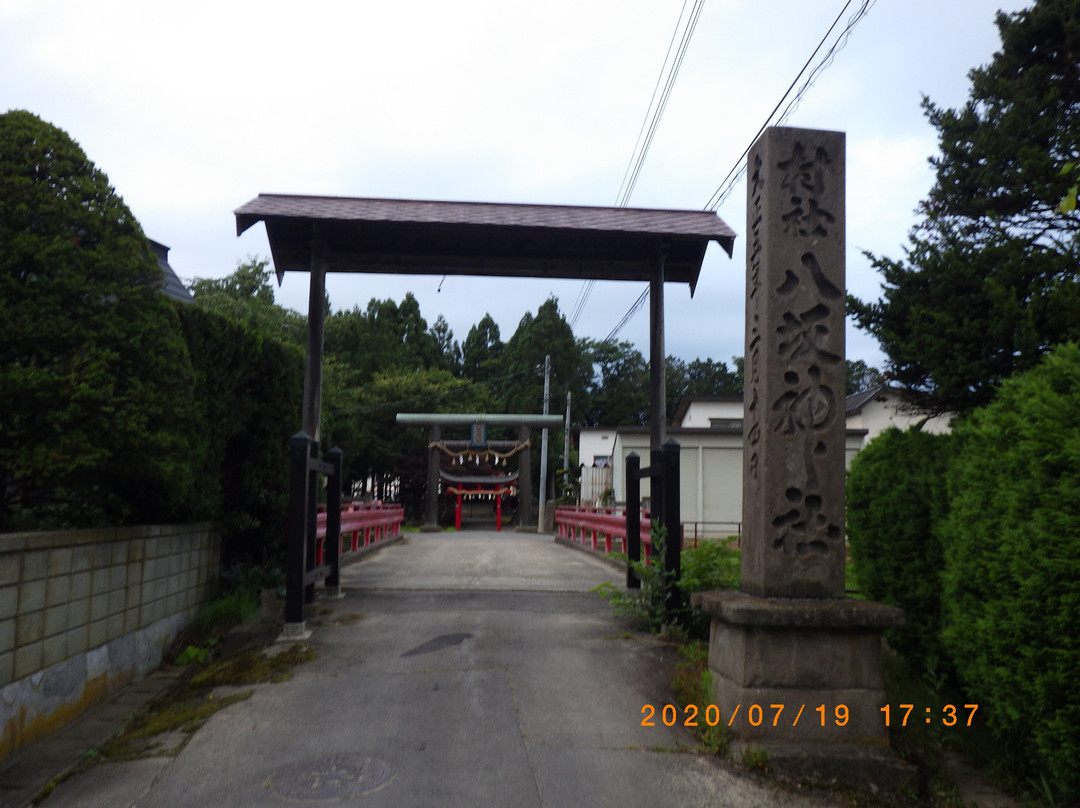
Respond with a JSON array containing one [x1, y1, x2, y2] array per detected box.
[[671, 640, 729, 755], [101, 690, 255, 759], [101, 644, 316, 761], [190, 589, 259, 637], [739, 744, 770, 772]]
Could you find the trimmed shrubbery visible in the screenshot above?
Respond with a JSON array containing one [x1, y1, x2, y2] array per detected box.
[[845, 426, 954, 674], [0, 110, 303, 566], [939, 343, 1080, 798], [848, 345, 1080, 802], [176, 305, 302, 565]]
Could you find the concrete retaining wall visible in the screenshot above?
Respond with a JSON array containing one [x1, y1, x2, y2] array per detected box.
[[0, 523, 220, 760]]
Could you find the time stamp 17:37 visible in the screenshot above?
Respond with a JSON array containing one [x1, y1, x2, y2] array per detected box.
[[640, 703, 980, 729]]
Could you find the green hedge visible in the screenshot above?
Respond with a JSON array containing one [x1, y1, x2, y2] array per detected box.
[[846, 425, 954, 673], [940, 343, 1080, 799], [176, 305, 303, 565]]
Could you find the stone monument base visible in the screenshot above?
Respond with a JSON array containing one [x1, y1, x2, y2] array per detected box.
[[692, 590, 913, 792]]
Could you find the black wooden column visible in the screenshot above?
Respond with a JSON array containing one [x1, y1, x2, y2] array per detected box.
[[625, 452, 641, 589], [324, 446, 343, 594], [649, 249, 667, 452], [285, 432, 311, 626]]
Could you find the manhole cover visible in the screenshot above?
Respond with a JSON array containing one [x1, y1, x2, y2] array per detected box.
[[268, 754, 394, 801]]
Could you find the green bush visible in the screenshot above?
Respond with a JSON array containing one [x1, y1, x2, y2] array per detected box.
[[593, 525, 740, 638], [846, 426, 954, 672], [940, 343, 1080, 800], [176, 305, 303, 565]]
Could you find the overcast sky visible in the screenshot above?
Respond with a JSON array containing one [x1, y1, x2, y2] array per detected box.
[[1, 0, 1029, 370]]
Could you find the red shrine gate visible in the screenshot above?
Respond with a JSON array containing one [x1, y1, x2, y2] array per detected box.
[[440, 470, 519, 531]]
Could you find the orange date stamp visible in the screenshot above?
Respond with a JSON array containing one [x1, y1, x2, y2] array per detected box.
[[641, 703, 979, 729]]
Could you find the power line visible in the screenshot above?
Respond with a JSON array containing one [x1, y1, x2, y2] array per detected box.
[[604, 286, 650, 343], [603, 0, 878, 343], [568, 0, 704, 332], [703, 0, 876, 212], [615, 0, 705, 208]]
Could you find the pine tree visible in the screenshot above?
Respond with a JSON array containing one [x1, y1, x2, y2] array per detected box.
[[849, 0, 1080, 415]]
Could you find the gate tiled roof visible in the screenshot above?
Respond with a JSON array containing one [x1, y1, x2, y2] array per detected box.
[[235, 194, 736, 293]]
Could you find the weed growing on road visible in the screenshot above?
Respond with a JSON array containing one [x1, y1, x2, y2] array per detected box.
[[671, 641, 729, 755], [739, 745, 770, 772]]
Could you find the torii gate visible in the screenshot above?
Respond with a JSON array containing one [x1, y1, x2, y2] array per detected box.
[[395, 412, 564, 530], [234, 195, 735, 636]]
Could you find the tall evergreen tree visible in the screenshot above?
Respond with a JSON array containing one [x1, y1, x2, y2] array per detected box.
[[461, 313, 504, 387], [849, 0, 1080, 415], [496, 298, 588, 416]]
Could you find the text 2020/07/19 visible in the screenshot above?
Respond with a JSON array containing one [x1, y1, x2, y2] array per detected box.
[[640, 703, 979, 729]]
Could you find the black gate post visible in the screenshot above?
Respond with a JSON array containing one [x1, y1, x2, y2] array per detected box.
[[304, 439, 320, 605], [661, 438, 682, 617], [324, 446, 344, 595], [285, 431, 311, 627], [625, 452, 641, 589]]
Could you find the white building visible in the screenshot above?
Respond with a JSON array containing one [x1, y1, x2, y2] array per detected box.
[[577, 387, 950, 538]]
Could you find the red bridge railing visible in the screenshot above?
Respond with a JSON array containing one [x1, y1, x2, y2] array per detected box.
[[315, 501, 404, 566], [554, 505, 654, 561]]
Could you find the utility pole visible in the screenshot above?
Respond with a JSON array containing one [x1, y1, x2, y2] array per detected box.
[[537, 354, 551, 533]]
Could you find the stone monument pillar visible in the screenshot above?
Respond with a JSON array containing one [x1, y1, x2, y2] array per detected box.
[[693, 127, 907, 786]]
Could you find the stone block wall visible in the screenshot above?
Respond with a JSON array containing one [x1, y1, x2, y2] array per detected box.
[[0, 523, 220, 760]]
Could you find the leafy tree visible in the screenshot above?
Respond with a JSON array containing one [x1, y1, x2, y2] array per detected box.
[[176, 305, 302, 564], [848, 0, 1080, 415], [0, 110, 198, 529], [582, 339, 649, 426], [665, 355, 742, 421], [844, 359, 883, 395], [684, 357, 742, 397], [325, 367, 492, 518], [188, 258, 305, 345]]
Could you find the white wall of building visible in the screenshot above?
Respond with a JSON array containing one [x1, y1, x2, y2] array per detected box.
[[845, 388, 952, 450], [580, 388, 944, 537]]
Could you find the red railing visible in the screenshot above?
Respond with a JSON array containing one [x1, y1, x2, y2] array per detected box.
[[315, 501, 404, 565], [554, 505, 654, 561]]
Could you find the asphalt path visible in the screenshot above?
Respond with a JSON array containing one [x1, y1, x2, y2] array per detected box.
[[37, 530, 833, 808]]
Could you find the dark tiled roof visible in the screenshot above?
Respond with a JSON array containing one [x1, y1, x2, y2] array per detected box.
[[236, 194, 737, 241], [149, 239, 194, 304], [844, 385, 887, 414], [234, 194, 736, 293]]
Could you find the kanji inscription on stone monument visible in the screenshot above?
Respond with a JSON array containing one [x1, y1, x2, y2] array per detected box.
[[742, 127, 846, 598]]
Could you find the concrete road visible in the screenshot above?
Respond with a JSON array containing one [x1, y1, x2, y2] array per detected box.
[[39, 531, 833, 808]]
